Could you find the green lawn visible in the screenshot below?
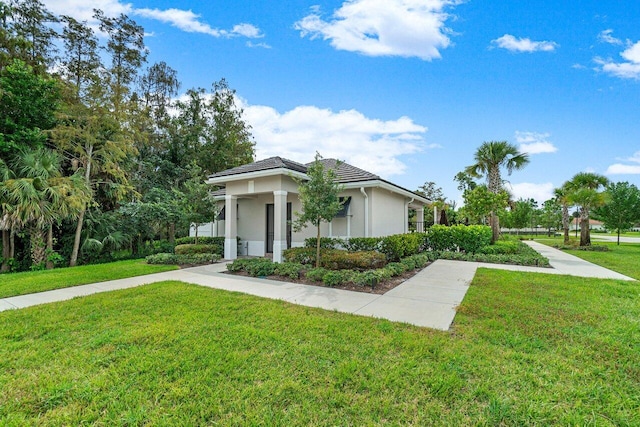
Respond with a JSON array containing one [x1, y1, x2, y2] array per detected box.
[[0, 260, 178, 299], [1, 272, 638, 425], [536, 237, 640, 280]]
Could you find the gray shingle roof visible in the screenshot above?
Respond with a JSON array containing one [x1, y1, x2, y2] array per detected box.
[[208, 156, 307, 179], [208, 156, 428, 202], [313, 158, 379, 183]]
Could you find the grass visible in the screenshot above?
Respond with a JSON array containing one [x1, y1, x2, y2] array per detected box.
[[0, 260, 178, 299], [536, 236, 640, 280], [1, 272, 638, 425]]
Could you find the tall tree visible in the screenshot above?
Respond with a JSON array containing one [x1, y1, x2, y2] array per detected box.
[[464, 141, 529, 243], [593, 181, 640, 245], [94, 9, 147, 115], [540, 198, 562, 237], [0, 59, 59, 158], [565, 172, 609, 246], [554, 185, 572, 244], [1, 0, 57, 71], [59, 15, 101, 101], [461, 185, 509, 227], [293, 153, 344, 267]]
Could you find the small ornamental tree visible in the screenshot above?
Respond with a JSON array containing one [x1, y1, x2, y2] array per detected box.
[[293, 153, 344, 268], [594, 181, 640, 245]]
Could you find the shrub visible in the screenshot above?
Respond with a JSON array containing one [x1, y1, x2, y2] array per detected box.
[[322, 270, 352, 287], [304, 237, 344, 249], [274, 262, 303, 279], [245, 259, 276, 277], [175, 244, 220, 255], [283, 247, 386, 270], [400, 257, 417, 270], [146, 253, 219, 265], [226, 258, 255, 272], [343, 237, 383, 252], [380, 233, 426, 261], [452, 225, 492, 253], [353, 270, 382, 288], [385, 262, 408, 275], [426, 225, 457, 251], [306, 267, 328, 282], [283, 247, 318, 265], [479, 240, 520, 255], [175, 236, 226, 246], [321, 250, 386, 270]]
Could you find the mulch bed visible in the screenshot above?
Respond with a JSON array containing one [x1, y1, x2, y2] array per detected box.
[[224, 265, 429, 295]]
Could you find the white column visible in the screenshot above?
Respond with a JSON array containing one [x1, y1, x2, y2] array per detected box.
[[224, 195, 237, 260], [417, 207, 425, 232], [433, 205, 438, 225], [329, 221, 333, 238], [212, 218, 218, 237], [273, 191, 287, 263]]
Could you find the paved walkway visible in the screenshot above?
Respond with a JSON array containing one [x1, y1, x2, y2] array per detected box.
[[0, 243, 635, 330]]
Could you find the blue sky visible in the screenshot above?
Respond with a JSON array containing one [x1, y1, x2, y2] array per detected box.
[[46, 0, 640, 204]]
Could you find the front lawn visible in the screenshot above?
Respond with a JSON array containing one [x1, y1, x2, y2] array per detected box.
[[536, 238, 640, 280], [1, 272, 638, 425], [0, 260, 178, 299]]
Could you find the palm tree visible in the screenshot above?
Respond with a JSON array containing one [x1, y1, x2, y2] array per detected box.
[[465, 141, 530, 242], [0, 148, 91, 268], [565, 172, 609, 246], [553, 185, 572, 245]]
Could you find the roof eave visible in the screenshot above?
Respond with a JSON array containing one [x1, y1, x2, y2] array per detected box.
[[207, 168, 309, 185]]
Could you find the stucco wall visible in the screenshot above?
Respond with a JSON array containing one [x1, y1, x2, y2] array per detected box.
[[370, 187, 407, 236]]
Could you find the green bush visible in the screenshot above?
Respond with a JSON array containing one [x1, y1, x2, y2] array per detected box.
[[322, 270, 352, 287], [353, 270, 382, 288], [343, 237, 383, 252], [385, 262, 408, 275], [283, 247, 318, 265], [304, 237, 344, 249], [226, 258, 255, 272], [306, 267, 328, 282], [174, 244, 220, 255], [146, 253, 219, 265], [274, 262, 303, 279], [426, 225, 491, 253], [175, 236, 226, 246], [245, 259, 276, 277], [479, 240, 521, 255], [380, 233, 426, 261], [321, 250, 386, 270], [283, 247, 386, 270]]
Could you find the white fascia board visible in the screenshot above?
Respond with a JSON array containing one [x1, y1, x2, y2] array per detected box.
[[342, 180, 429, 205], [207, 168, 309, 185]]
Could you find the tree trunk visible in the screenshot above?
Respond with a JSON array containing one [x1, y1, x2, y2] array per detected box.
[[561, 204, 570, 245], [1, 229, 10, 272], [168, 223, 175, 245], [617, 229, 621, 246], [580, 218, 590, 246], [69, 208, 85, 267], [70, 144, 93, 267], [194, 225, 199, 245], [315, 224, 321, 269], [9, 227, 15, 259], [490, 211, 500, 244], [46, 223, 54, 270], [30, 226, 47, 268]]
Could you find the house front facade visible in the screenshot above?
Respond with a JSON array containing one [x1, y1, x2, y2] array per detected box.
[[191, 157, 429, 262]]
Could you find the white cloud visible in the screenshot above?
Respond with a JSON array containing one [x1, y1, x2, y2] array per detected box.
[[515, 131, 558, 154], [294, 0, 458, 61], [606, 164, 640, 175], [598, 29, 623, 45], [43, 0, 263, 40], [239, 102, 430, 177], [606, 150, 640, 175], [507, 182, 555, 205], [595, 41, 640, 80], [491, 34, 558, 53]]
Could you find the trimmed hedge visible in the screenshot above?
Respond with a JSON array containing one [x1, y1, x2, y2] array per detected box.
[[146, 253, 219, 265], [226, 258, 276, 277], [304, 237, 344, 249], [175, 236, 226, 246], [282, 248, 386, 270], [379, 233, 428, 261], [342, 237, 383, 252], [426, 225, 492, 253], [174, 244, 221, 255]]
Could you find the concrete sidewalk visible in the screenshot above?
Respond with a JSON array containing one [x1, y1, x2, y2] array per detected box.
[[0, 242, 634, 330]]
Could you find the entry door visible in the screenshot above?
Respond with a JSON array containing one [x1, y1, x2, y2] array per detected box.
[[266, 203, 292, 253]]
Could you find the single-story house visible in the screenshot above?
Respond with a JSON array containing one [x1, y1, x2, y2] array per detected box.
[[191, 156, 429, 262]]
